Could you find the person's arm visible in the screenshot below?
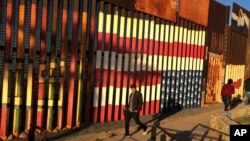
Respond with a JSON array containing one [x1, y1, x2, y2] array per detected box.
[[136, 92, 143, 112]]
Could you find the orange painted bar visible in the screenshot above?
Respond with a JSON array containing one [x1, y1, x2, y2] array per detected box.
[[67, 0, 79, 128], [25, 0, 36, 132], [0, 0, 12, 139], [57, 0, 68, 130], [36, 0, 47, 127]]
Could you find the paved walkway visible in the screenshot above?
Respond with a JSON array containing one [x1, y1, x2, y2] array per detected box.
[[48, 103, 238, 141]]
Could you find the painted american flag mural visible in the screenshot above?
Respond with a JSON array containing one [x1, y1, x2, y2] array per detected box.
[[92, 2, 206, 123]]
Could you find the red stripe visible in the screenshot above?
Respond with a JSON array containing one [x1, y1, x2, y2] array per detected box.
[[173, 42, 178, 56], [100, 106, 105, 122], [36, 110, 43, 127], [121, 105, 126, 120], [145, 101, 150, 115], [159, 41, 164, 56], [92, 107, 98, 123], [201, 45, 205, 59], [107, 104, 112, 121], [182, 42, 187, 57], [0, 107, 8, 137], [38, 83, 44, 98], [97, 32, 203, 58], [131, 37, 136, 53], [155, 100, 160, 113], [168, 43, 173, 56], [114, 105, 120, 121], [151, 101, 156, 114]]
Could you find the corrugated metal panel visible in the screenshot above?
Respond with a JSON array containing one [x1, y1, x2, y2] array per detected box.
[[178, 0, 210, 27]]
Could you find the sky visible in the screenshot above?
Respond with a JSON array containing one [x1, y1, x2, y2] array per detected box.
[[216, 0, 250, 24]]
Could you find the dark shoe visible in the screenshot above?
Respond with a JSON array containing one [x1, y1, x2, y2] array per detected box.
[[142, 127, 149, 135]]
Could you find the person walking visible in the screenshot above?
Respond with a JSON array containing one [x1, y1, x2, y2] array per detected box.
[[244, 76, 250, 105], [221, 79, 235, 111], [124, 84, 148, 137]]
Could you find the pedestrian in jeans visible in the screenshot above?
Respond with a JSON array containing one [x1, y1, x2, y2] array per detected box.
[[221, 79, 235, 111], [124, 84, 148, 138], [244, 76, 250, 105]]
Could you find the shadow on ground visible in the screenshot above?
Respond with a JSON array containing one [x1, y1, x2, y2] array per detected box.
[[148, 123, 229, 141]]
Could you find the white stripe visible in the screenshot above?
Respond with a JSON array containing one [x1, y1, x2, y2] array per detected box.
[[142, 54, 147, 71], [168, 56, 172, 70], [156, 84, 161, 100], [183, 26, 187, 44], [93, 87, 99, 107], [202, 31, 206, 46], [185, 58, 189, 70], [96, 51, 102, 68], [106, 14, 111, 33], [110, 52, 116, 70], [108, 86, 114, 104], [119, 14, 125, 36], [153, 55, 158, 71], [126, 16, 131, 38], [174, 26, 179, 42], [151, 85, 156, 101], [141, 86, 145, 101], [177, 56, 181, 71], [103, 51, 109, 69], [113, 10, 118, 34], [146, 86, 150, 102], [172, 56, 177, 70], [160, 24, 165, 42], [189, 58, 193, 69], [191, 29, 195, 45], [165, 24, 170, 42], [98, 11, 104, 32], [163, 56, 167, 71], [187, 28, 191, 45], [117, 54, 123, 71], [155, 24, 160, 41], [195, 30, 199, 45], [148, 55, 152, 71], [158, 56, 163, 71], [130, 53, 135, 71], [124, 54, 129, 71], [169, 25, 174, 43], [138, 19, 143, 39], [181, 58, 185, 70], [132, 16, 137, 38], [144, 20, 149, 39], [101, 87, 107, 106], [122, 88, 127, 105], [149, 20, 155, 40], [115, 88, 120, 105], [198, 30, 202, 46], [179, 26, 183, 42], [136, 54, 141, 71]]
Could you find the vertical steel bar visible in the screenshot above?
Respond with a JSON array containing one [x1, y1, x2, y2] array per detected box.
[[0, 0, 12, 139], [13, 0, 25, 136], [57, 0, 67, 130]]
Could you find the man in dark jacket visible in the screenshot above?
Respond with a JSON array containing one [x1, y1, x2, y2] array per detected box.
[[244, 76, 250, 105], [124, 84, 148, 137]]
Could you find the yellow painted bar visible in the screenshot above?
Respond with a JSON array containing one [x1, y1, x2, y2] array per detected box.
[[76, 0, 88, 127], [13, 0, 25, 137]]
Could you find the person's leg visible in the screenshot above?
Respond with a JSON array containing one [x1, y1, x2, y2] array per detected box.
[[222, 96, 227, 111], [132, 112, 147, 131], [246, 92, 250, 105], [125, 111, 133, 135]]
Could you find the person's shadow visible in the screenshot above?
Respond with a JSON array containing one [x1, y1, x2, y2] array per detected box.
[[230, 94, 242, 110]]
